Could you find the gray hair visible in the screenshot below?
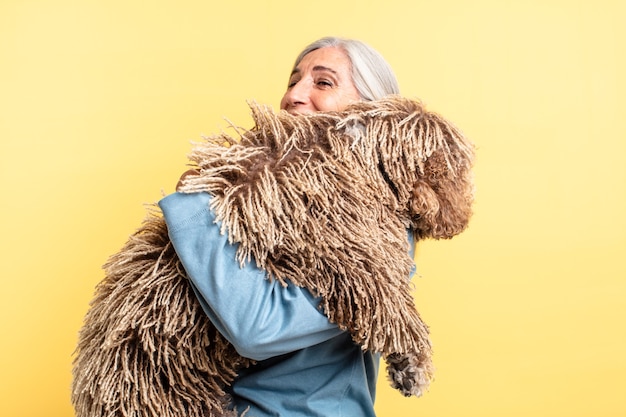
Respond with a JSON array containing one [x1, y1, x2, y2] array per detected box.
[[292, 36, 400, 101]]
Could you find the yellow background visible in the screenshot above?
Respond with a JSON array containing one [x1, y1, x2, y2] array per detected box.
[[1, 0, 624, 416]]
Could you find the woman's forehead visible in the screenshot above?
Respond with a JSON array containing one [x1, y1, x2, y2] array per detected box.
[[295, 47, 351, 74]]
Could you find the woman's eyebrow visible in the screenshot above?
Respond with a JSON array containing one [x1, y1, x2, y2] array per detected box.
[[290, 65, 338, 77], [312, 65, 337, 74]]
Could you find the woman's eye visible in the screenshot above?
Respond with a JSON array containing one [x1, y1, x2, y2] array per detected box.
[[287, 77, 300, 88], [316, 79, 334, 88]]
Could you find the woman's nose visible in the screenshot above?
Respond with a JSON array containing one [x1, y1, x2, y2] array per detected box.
[[284, 81, 311, 107]]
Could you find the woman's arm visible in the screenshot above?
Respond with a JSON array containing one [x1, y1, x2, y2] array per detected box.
[[159, 192, 343, 361]]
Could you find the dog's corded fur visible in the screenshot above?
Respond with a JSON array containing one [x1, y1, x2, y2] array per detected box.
[[72, 96, 474, 417]]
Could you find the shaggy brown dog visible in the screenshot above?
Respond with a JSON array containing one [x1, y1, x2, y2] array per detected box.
[[72, 96, 474, 417]]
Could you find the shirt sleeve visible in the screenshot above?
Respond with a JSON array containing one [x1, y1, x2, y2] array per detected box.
[[158, 192, 344, 361]]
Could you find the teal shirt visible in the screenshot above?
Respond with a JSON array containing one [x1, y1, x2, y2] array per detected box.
[[159, 192, 414, 417]]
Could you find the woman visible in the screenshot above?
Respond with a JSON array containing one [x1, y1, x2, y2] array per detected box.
[[159, 36, 413, 417]]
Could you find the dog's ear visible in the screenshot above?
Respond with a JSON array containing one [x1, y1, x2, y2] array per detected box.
[[410, 157, 474, 240], [407, 113, 475, 240]]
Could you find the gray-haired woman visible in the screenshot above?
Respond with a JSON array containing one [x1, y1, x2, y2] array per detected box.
[[161, 36, 413, 417]]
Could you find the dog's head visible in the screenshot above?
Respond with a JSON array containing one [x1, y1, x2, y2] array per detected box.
[[342, 97, 475, 240]]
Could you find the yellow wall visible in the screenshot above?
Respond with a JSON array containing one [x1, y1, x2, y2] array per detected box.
[[1, 1, 624, 416]]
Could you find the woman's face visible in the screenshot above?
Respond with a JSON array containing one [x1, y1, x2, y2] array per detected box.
[[280, 47, 361, 114]]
